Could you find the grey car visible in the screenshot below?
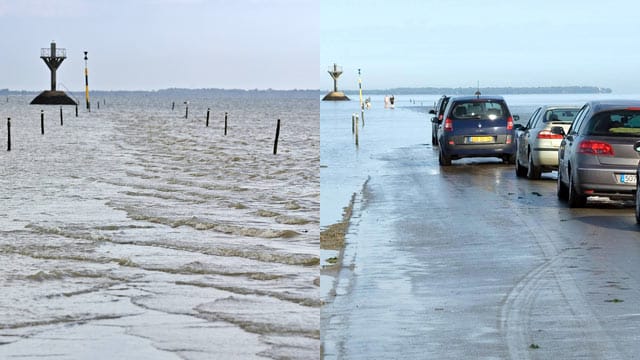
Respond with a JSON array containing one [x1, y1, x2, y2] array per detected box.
[[556, 100, 640, 207], [515, 105, 579, 179]]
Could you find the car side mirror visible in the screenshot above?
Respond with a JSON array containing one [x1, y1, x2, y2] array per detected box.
[[634, 140, 640, 153], [513, 115, 520, 121], [550, 126, 565, 136], [428, 109, 436, 115]]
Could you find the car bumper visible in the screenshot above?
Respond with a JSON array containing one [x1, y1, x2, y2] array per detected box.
[[442, 143, 515, 158], [532, 148, 559, 167], [576, 166, 637, 199]]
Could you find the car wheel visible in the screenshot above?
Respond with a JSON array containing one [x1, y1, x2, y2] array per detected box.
[[557, 168, 568, 200], [635, 182, 640, 224], [567, 170, 587, 208], [515, 150, 527, 177], [527, 151, 542, 180], [439, 148, 451, 166]]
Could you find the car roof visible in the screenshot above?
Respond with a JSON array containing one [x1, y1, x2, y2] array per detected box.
[[449, 95, 505, 102], [586, 99, 640, 112]]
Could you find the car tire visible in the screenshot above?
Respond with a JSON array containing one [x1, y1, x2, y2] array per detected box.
[[567, 171, 587, 208], [515, 151, 527, 177], [557, 169, 569, 200], [527, 151, 542, 180], [439, 148, 451, 166], [503, 153, 516, 165]]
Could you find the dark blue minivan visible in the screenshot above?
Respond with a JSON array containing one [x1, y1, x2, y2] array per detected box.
[[437, 96, 517, 166]]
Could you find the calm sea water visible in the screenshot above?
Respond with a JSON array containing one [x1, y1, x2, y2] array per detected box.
[[0, 92, 319, 359]]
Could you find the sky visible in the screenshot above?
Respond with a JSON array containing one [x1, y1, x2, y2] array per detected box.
[[321, 0, 640, 94], [0, 0, 319, 91]]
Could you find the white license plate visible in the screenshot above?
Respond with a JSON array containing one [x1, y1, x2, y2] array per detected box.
[[619, 174, 637, 185]]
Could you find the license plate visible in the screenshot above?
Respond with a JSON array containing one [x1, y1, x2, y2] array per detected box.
[[467, 136, 494, 143], [618, 174, 637, 185]]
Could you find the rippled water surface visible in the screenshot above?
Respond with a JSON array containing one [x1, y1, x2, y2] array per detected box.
[[0, 92, 319, 359]]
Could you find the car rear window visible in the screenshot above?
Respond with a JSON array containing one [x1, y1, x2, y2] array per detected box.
[[451, 101, 507, 120], [586, 110, 640, 136], [544, 109, 577, 123]]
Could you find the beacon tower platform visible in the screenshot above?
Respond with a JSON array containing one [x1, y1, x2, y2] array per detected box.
[[322, 63, 350, 101], [30, 42, 77, 105]]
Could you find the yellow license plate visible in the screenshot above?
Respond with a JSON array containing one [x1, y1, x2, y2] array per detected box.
[[468, 136, 493, 143]]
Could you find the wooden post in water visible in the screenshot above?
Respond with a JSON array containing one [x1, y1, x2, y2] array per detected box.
[[60, 106, 63, 126], [7, 117, 10, 152], [206, 108, 210, 127], [40, 110, 44, 135], [75, 104, 78, 117], [224, 112, 228, 136], [352, 113, 355, 134], [172, 101, 175, 111], [273, 119, 281, 155], [355, 115, 359, 147], [184, 102, 189, 119]]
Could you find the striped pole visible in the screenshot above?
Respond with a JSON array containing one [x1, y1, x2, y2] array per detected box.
[[84, 51, 90, 112], [358, 68, 364, 125]]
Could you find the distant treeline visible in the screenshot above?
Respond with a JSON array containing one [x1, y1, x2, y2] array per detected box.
[[0, 88, 320, 99], [343, 86, 612, 95]]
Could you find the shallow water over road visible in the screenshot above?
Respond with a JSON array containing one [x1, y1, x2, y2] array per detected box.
[[321, 95, 640, 359]]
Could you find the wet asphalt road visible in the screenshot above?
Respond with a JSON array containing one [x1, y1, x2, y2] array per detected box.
[[322, 142, 640, 359]]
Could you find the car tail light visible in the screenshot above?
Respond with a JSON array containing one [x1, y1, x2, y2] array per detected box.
[[444, 118, 453, 132], [438, 114, 443, 121], [578, 140, 614, 156], [507, 116, 514, 130], [537, 130, 564, 139]]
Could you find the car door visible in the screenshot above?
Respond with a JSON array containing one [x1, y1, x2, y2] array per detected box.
[[559, 105, 589, 180], [518, 107, 541, 163]]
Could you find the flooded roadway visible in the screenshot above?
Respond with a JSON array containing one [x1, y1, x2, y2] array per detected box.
[[321, 98, 640, 359]]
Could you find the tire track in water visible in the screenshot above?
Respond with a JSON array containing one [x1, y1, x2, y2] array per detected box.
[[500, 209, 623, 359]]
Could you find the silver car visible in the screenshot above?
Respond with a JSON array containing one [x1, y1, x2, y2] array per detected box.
[[556, 100, 640, 207], [515, 105, 580, 179]]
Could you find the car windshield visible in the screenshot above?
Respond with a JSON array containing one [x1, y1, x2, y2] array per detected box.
[[586, 110, 640, 136], [544, 109, 577, 123], [451, 101, 506, 120]]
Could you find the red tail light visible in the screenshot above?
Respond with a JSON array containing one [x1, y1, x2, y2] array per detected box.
[[537, 130, 564, 139], [578, 140, 614, 156], [444, 118, 453, 132], [506, 116, 514, 130]]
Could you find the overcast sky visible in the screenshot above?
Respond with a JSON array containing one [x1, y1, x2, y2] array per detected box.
[[0, 0, 318, 91], [321, 0, 640, 94]]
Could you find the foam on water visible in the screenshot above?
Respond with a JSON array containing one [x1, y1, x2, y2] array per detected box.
[[0, 92, 319, 359]]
